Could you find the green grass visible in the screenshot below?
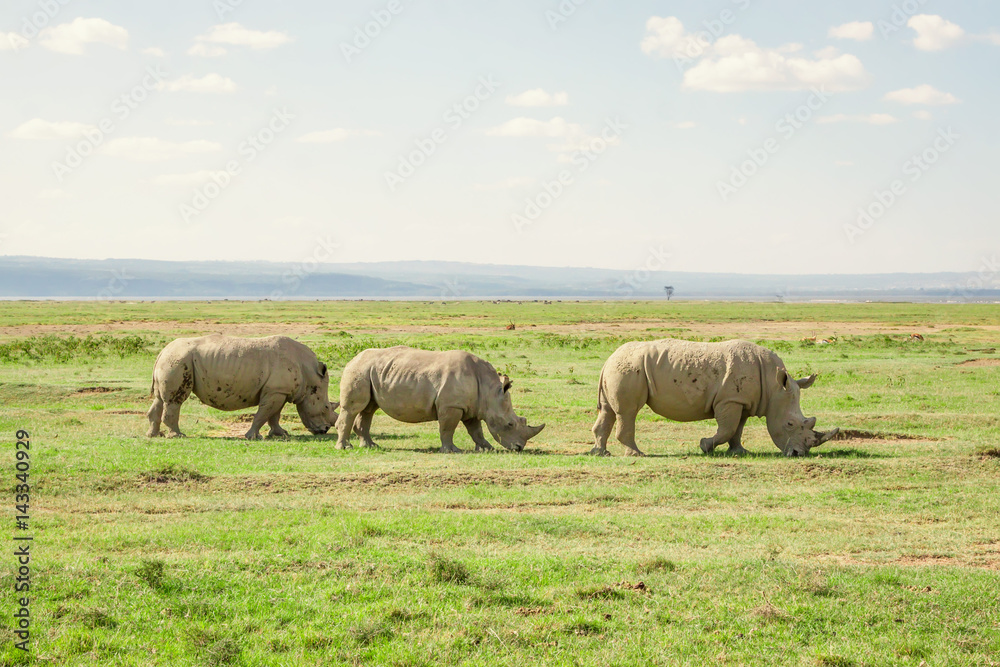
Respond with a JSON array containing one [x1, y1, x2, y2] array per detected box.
[[0, 300, 998, 665]]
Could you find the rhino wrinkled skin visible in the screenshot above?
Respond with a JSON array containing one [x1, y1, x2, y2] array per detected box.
[[147, 334, 337, 440], [336, 346, 544, 453], [589, 339, 839, 457]]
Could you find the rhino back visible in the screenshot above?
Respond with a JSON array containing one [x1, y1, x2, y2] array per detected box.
[[629, 339, 767, 421], [188, 335, 302, 410], [364, 347, 482, 423]]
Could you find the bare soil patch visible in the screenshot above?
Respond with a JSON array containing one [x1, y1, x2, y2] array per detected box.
[[833, 429, 921, 442], [957, 358, 1000, 367], [72, 386, 122, 395], [107, 409, 145, 415]]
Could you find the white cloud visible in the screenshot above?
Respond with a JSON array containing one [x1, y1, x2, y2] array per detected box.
[[156, 73, 237, 93], [640, 16, 693, 58], [884, 84, 959, 105], [38, 18, 128, 55], [187, 43, 227, 57], [9, 119, 96, 140], [152, 170, 228, 186], [684, 34, 870, 92], [675, 121, 696, 129], [473, 177, 535, 192], [505, 89, 569, 107], [295, 129, 380, 143], [908, 15, 965, 51], [142, 47, 166, 57], [817, 113, 898, 125], [486, 117, 584, 139], [195, 23, 293, 50], [102, 137, 223, 162], [913, 110, 933, 120], [641, 18, 870, 92], [829, 21, 874, 41]]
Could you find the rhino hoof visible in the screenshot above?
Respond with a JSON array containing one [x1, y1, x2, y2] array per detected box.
[[625, 448, 646, 457], [727, 446, 750, 457], [587, 447, 610, 457], [335, 443, 353, 450], [699, 438, 715, 454]]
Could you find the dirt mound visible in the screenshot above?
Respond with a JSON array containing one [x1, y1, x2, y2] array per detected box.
[[834, 429, 919, 441], [73, 386, 122, 395], [958, 358, 1000, 367]]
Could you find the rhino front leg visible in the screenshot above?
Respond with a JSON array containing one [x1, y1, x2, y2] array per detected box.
[[726, 414, 750, 456], [589, 403, 615, 456], [353, 409, 380, 449], [267, 412, 290, 439], [438, 408, 465, 454], [246, 394, 286, 440], [463, 418, 493, 452], [700, 403, 744, 454]]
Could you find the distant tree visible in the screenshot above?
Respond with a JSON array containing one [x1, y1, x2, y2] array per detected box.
[[664, 286, 674, 301]]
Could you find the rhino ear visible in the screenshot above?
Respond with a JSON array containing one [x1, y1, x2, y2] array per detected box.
[[318, 362, 328, 377], [796, 374, 818, 389], [776, 368, 792, 391], [501, 375, 513, 393]]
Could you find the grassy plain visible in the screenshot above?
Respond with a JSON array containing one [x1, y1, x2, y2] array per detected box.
[[0, 300, 998, 666]]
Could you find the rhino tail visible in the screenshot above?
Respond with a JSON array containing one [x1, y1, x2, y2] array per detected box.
[[596, 364, 608, 412]]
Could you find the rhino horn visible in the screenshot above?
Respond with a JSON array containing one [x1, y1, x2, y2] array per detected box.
[[521, 423, 545, 440], [796, 374, 818, 389], [814, 428, 840, 446]]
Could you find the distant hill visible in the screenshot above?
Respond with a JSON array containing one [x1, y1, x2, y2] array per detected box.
[[1, 256, 997, 302]]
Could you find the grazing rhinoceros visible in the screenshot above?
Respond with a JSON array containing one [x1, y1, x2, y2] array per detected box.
[[589, 339, 838, 457], [147, 334, 338, 440], [336, 346, 545, 453]]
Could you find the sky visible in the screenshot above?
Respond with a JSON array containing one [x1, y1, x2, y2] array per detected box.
[[1, 0, 998, 274]]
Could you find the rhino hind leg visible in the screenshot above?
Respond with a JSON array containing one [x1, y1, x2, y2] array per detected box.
[[162, 402, 186, 438], [463, 418, 493, 452], [588, 403, 616, 456], [266, 412, 290, 439], [437, 407, 465, 454], [146, 396, 164, 437], [614, 409, 645, 457], [700, 403, 744, 454]]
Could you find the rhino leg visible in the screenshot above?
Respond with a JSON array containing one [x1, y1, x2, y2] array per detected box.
[[614, 408, 645, 457], [353, 409, 380, 449], [589, 403, 615, 456], [726, 414, 750, 456], [162, 402, 186, 438], [700, 403, 744, 454], [437, 407, 465, 454], [266, 412, 290, 439], [146, 396, 164, 437], [245, 394, 286, 440], [464, 418, 493, 452]]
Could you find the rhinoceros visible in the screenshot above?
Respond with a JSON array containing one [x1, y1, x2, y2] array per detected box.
[[336, 346, 545, 453], [147, 334, 337, 440], [589, 339, 838, 457]]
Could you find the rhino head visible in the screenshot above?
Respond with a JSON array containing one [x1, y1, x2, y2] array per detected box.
[[765, 369, 839, 457], [295, 362, 335, 435], [484, 375, 545, 452]]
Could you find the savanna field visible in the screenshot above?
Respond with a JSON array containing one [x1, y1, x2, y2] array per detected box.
[[0, 300, 998, 666]]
